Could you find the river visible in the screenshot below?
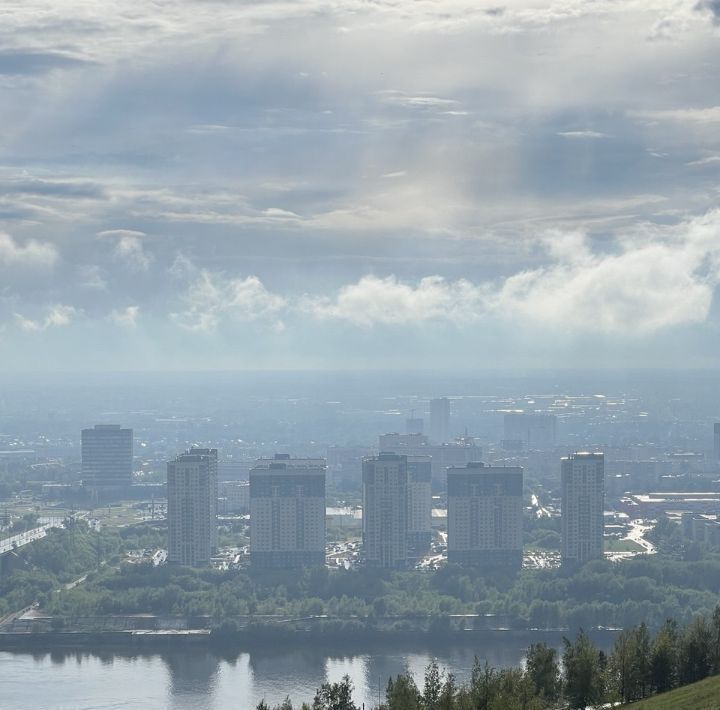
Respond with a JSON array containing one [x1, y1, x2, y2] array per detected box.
[[0, 637, 562, 709]]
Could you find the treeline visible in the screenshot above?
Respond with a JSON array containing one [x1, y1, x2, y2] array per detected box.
[[45, 553, 720, 632], [0, 520, 123, 618], [255, 607, 720, 709]]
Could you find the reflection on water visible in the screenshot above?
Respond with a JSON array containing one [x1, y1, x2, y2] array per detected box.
[[0, 637, 574, 710]]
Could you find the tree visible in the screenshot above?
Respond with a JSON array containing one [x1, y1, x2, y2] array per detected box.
[[650, 619, 678, 694], [384, 673, 421, 710], [312, 675, 357, 710], [438, 673, 457, 710], [525, 643, 560, 702], [423, 660, 443, 710], [562, 630, 605, 709], [678, 615, 712, 685]]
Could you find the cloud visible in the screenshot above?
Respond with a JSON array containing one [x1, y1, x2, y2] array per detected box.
[[696, 0, 720, 25], [0, 178, 105, 199], [0, 232, 58, 268], [15, 304, 81, 331], [557, 131, 608, 139], [171, 270, 287, 331], [0, 49, 96, 75], [686, 155, 720, 166], [109, 305, 139, 327], [304, 275, 487, 326], [98, 229, 152, 271], [302, 210, 720, 334], [630, 106, 720, 124]]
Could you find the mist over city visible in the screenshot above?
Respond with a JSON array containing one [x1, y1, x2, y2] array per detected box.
[[2, 1, 720, 709]]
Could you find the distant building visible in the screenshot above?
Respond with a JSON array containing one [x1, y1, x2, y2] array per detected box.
[[218, 480, 250, 514], [407, 455, 432, 554], [81, 424, 133, 489], [429, 398, 451, 443], [447, 462, 524, 568], [377, 433, 481, 490], [362, 453, 409, 569], [406, 417, 424, 435], [715, 423, 720, 461], [249, 454, 326, 568], [561, 452, 604, 566], [167, 448, 218, 567], [503, 413, 556, 450]]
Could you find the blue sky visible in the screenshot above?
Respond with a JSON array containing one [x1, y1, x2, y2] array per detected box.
[[1, 0, 719, 370]]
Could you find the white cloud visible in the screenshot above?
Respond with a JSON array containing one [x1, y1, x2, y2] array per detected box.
[[303, 275, 487, 326], [171, 270, 287, 331], [15, 304, 81, 331], [630, 106, 720, 123], [98, 230, 152, 271], [302, 210, 720, 334], [109, 305, 139, 327], [0, 232, 58, 268], [557, 130, 608, 139]]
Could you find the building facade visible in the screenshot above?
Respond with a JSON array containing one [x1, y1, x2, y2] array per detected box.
[[167, 448, 218, 567], [249, 454, 326, 568], [715, 423, 720, 461], [561, 452, 605, 566], [362, 453, 409, 568], [407, 455, 432, 554], [447, 462, 524, 568], [429, 397, 450, 443], [81, 424, 133, 489]]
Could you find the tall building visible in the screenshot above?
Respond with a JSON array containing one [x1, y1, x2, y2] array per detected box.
[[167, 448, 218, 567], [429, 397, 450, 444], [503, 413, 556, 450], [81, 424, 133, 488], [714, 423, 720, 461], [447, 462, 523, 568], [561, 452, 604, 566], [377, 432, 481, 490], [249, 454, 326, 568], [406, 417, 424, 435], [407, 455, 432, 554], [362, 453, 409, 569]]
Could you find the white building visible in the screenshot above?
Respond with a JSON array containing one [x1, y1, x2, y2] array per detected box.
[[81, 424, 133, 488], [561, 452, 605, 566], [167, 448, 218, 567], [362, 453, 409, 569], [249, 454, 326, 568], [447, 462, 523, 568]]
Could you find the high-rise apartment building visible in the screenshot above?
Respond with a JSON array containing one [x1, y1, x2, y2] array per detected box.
[[429, 397, 450, 443], [81, 424, 133, 488], [714, 423, 720, 461], [362, 453, 409, 569], [407, 455, 432, 554], [249, 454, 326, 568], [561, 452, 604, 566], [167, 448, 218, 567], [447, 462, 523, 568]]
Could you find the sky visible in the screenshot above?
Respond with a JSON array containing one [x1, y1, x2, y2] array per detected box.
[[0, 0, 719, 371]]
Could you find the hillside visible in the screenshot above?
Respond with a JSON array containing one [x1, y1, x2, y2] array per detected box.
[[629, 675, 720, 709]]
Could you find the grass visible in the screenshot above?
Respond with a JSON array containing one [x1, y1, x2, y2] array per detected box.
[[605, 537, 645, 553], [629, 675, 720, 709]]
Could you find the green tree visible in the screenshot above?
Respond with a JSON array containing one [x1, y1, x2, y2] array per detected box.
[[562, 630, 605, 709], [384, 673, 421, 710], [650, 619, 678, 694], [312, 675, 357, 710], [525, 643, 560, 702], [423, 660, 443, 710]]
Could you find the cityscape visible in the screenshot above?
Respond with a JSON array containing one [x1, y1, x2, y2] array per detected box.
[[2, 0, 720, 707]]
